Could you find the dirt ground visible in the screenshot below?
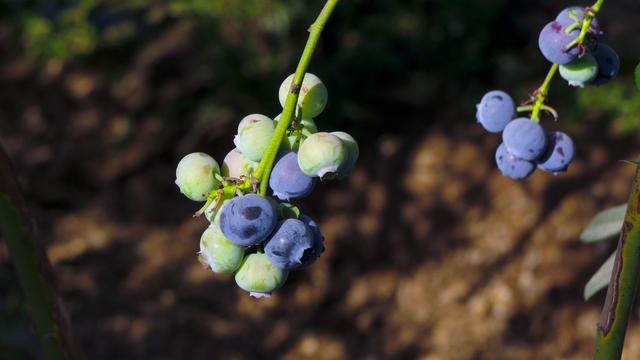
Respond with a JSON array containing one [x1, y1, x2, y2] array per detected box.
[[3, 119, 640, 359]]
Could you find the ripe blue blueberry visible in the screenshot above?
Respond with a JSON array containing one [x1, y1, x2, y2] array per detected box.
[[495, 143, 536, 180], [587, 44, 620, 86], [199, 225, 244, 274], [555, 7, 600, 34], [269, 151, 316, 201], [235, 252, 288, 298], [298, 214, 325, 268], [175, 152, 221, 201], [559, 53, 599, 87], [264, 218, 315, 270], [475, 90, 516, 133], [219, 194, 277, 246], [538, 21, 580, 65], [536, 131, 575, 173], [502, 118, 548, 161]]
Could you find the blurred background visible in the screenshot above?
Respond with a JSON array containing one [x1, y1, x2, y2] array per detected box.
[[1, 0, 640, 359]]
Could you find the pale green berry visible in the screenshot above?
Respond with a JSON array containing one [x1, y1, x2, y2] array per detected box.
[[297, 132, 346, 178], [175, 152, 221, 202], [235, 114, 275, 162], [199, 225, 244, 274], [278, 73, 328, 119], [274, 114, 318, 151], [235, 252, 288, 298], [204, 198, 229, 224], [331, 131, 359, 176], [222, 148, 258, 178], [559, 53, 598, 87]]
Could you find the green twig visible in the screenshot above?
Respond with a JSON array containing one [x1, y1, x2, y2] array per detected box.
[[254, 0, 340, 196], [593, 167, 640, 359], [530, 64, 559, 122], [0, 145, 83, 359], [567, 0, 605, 50]]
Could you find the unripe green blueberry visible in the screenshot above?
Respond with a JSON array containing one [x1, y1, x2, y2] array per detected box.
[[278, 73, 328, 119], [559, 53, 599, 87], [235, 252, 288, 298], [331, 131, 359, 177], [297, 132, 346, 178], [204, 198, 229, 224], [175, 152, 221, 201], [222, 148, 258, 178], [235, 114, 275, 162], [199, 225, 244, 274], [274, 114, 319, 151]]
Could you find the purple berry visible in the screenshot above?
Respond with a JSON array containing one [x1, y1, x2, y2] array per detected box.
[[538, 21, 581, 65], [495, 143, 536, 180], [502, 118, 548, 161], [536, 131, 575, 173], [555, 6, 600, 34], [219, 194, 277, 246], [298, 214, 325, 268], [587, 44, 620, 86], [475, 90, 516, 133], [269, 152, 316, 201], [264, 218, 315, 270]]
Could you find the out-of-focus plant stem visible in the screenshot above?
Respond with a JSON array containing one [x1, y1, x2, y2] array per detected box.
[[0, 144, 83, 360], [593, 167, 640, 360]]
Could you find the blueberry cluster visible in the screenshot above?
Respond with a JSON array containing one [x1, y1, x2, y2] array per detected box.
[[175, 73, 358, 297], [476, 6, 619, 180], [477, 91, 576, 179], [539, 6, 619, 87]]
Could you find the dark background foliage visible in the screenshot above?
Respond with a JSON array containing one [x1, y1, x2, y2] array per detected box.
[[1, 0, 640, 358]]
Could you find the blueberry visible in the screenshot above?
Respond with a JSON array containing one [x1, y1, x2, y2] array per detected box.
[[264, 218, 315, 270], [219, 194, 277, 246], [331, 131, 359, 176], [538, 21, 581, 65], [222, 148, 258, 178], [559, 53, 599, 87], [475, 90, 516, 133], [297, 132, 347, 178], [269, 151, 316, 201], [587, 44, 620, 86], [495, 143, 536, 180], [235, 253, 288, 298], [279, 73, 328, 119], [536, 131, 575, 173], [555, 6, 600, 34], [502, 118, 548, 161], [199, 225, 244, 274], [298, 214, 325, 268], [175, 152, 221, 201], [235, 114, 275, 161]]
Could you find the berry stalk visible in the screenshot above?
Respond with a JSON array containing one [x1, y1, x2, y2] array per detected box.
[[255, 0, 340, 196], [594, 166, 640, 360], [568, 0, 605, 49], [530, 63, 559, 122]]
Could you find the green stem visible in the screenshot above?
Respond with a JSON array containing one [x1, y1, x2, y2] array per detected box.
[[530, 63, 559, 122], [593, 167, 640, 359], [254, 0, 340, 196], [568, 0, 605, 50], [0, 145, 83, 359]]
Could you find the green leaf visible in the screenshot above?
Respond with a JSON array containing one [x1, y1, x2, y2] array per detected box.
[[584, 252, 616, 300], [620, 159, 640, 167], [635, 62, 640, 91], [580, 204, 627, 243]]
